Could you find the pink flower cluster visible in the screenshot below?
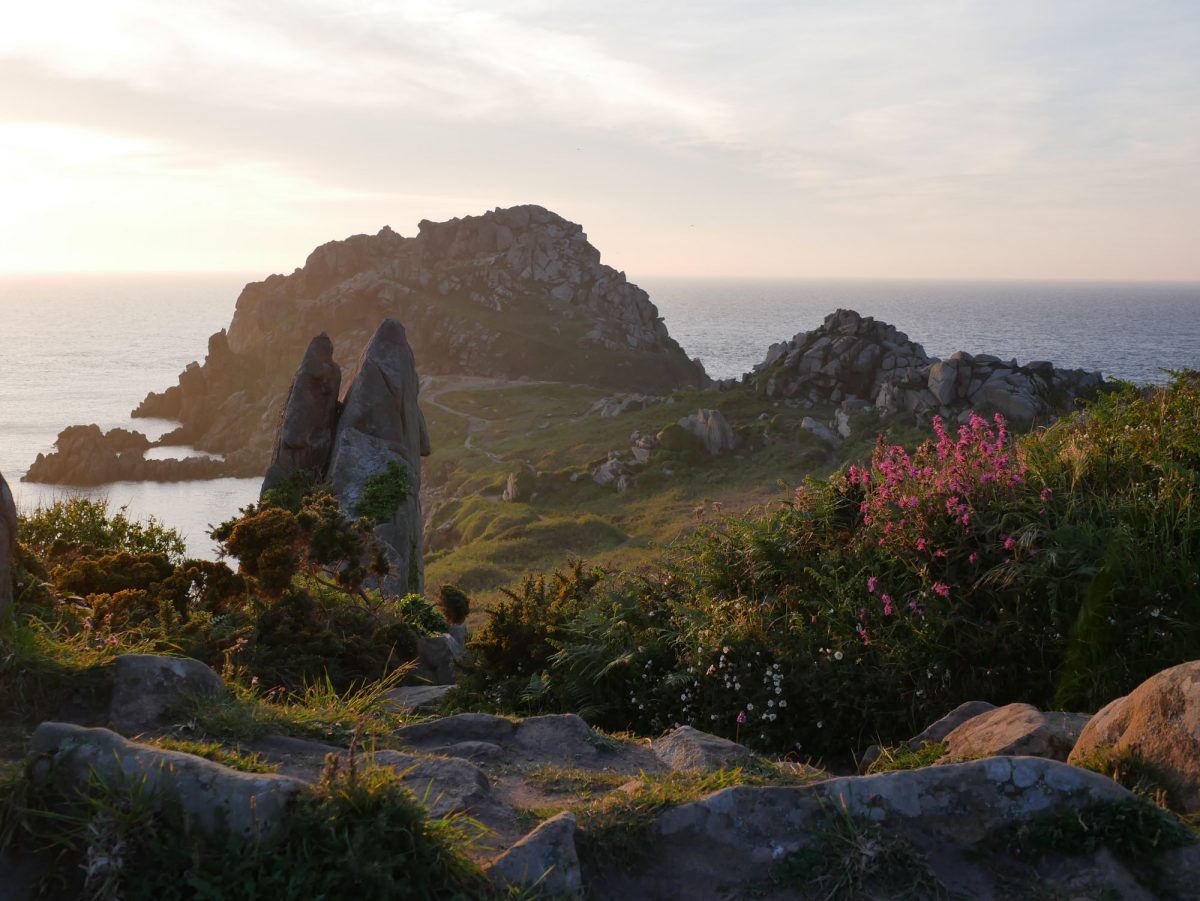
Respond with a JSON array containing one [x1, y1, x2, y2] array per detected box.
[[848, 412, 1035, 616]]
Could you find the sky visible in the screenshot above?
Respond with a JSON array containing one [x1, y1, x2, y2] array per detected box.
[[1, 1, 1198, 279]]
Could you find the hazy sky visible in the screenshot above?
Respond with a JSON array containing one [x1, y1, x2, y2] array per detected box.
[[2, 1, 1198, 278]]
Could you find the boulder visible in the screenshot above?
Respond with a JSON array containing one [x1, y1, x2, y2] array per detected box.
[[488, 811, 583, 899], [910, 700, 997, 747], [29, 723, 302, 838], [652, 726, 752, 771], [677, 409, 736, 456], [386, 684, 455, 713], [502, 466, 537, 502], [260, 333, 342, 497], [800, 416, 841, 446], [372, 749, 492, 818], [940, 703, 1090, 762], [108, 654, 227, 734], [1069, 661, 1200, 813], [326, 319, 431, 595], [0, 470, 15, 619], [417, 633, 465, 685]]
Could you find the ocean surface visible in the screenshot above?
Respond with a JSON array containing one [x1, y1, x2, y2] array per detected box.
[[2, 274, 1199, 558]]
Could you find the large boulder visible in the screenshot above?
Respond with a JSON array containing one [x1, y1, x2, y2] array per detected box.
[[940, 703, 1090, 762], [417, 633, 465, 685], [1069, 661, 1200, 813], [29, 723, 303, 838], [260, 332, 342, 497], [371, 749, 492, 818], [652, 726, 752, 772], [326, 319, 431, 595], [488, 811, 583, 899], [677, 409, 737, 456], [108, 654, 227, 735], [0, 470, 15, 619], [910, 700, 998, 747]]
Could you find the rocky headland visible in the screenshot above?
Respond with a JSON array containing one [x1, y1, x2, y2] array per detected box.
[[129, 205, 708, 469], [750, 308, 1106, 428]]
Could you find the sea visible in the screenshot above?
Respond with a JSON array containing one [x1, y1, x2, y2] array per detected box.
[[2, 274, 1199, 558]]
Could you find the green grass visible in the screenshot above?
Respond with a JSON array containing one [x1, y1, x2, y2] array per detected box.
[[143, 737, 278, 774], [866, 741, 949, 774], [523, 765, 626, 796]]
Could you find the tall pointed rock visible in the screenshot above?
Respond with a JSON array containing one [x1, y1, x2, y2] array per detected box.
[[260, 333, 342, 497], [326, 319, 431, 595]]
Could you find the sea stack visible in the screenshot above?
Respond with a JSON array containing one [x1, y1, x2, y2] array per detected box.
[[1, 470, 17, 619], [262, 320, 430, 595]]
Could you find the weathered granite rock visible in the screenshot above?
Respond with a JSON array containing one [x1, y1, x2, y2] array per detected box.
[[417, 633, 465, 685], [1069, 661, 1200, 813], [0, 470, 15, 619], [108, 654, 227, 734], [678, 409, 736, 456], [127, 206, 707, 470], [260, 333, 341, 497], [326, 319, 431, 595], [652, 726, 752, 771], [387, 684, 455, 714], [592, 454, 633, 491], [372, 749, 492, 818], [29, 723, 302, 837], [940, 703, 1090, 762], [800, 416, 842, 446], [750, 309, 1106, 428], [502, 465, 537, 502], [910, 700, 998, 747], [488, 812, 584, 899], [600, 757, 1156, 900]]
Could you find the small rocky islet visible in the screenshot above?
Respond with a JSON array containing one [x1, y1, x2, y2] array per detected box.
[[5, 205, 1199, 899]]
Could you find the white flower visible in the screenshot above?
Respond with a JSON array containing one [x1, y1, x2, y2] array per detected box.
[[768, 700, 775, 707], [834, 651, 844, 661], [778, 700, 787, 708], [747, 703, 754, 711], [775, 687, 782, 695], [816, 720, 823, 728], [723, 646, 731, 654]]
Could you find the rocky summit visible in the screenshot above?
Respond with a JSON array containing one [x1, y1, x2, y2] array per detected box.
[[131, 205, 708, 469], [750, 309, 1106, 426]]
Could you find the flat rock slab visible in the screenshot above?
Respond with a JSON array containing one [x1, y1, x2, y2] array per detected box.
[[1070, 660, 1200, 813], [941, 703, 1090, 762], [387, 684, 455, 713], [595, 757, 1153, 900], [29, 723, 303, 838], [372, 750, 493, 819]]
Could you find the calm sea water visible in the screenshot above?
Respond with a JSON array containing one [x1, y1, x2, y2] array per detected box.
[[2, 274, 1198, 557]]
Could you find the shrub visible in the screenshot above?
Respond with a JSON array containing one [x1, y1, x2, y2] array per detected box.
[[19, 498, 185, 562], [437, 584, 471, 625], [356, 460, 410, 524]]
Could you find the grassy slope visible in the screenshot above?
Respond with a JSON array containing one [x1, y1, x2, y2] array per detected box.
[[420, 378, 920, 622]]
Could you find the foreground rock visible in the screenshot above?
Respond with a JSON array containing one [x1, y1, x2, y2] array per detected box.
[[488, 812, 583, 899], [24, 424, 259, 485], [939, 703, 1090, 763], [29, 723, 303, 837], [751, 309, 1106, 426], [1070, 660, 1200, 813], [593, 756, 1193, 900], [129, 205, 707, 469], [260, 319, 431, 595], [0, 470, 15, 619], [108, 654, 227, 735]]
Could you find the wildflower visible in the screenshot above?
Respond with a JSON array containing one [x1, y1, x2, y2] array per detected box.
[[1004, 536, 1016, 551], [747, 703, 754, 711], [779, 700, 787, 708], [932, 582, 951, 598], [737, 711, 747, 724], [833, 650, 844, 661], [867, 576, 878, 594], [1040, 486, 1053, 502], [969, 551, 979, 564], [881, 594, 895, 615], [916, 538, 927, 552]]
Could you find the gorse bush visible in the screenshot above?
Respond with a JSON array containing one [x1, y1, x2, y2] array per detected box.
[[19, 498, 186, 563], [456, 373, 1200, 758]]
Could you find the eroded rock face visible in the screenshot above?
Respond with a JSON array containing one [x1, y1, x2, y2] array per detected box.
[[751, 309, 1106, 426], [0, 470, 15, 619], [29, 723, 302, 838], [1069, 661, 1200, 813], [260, 333, 342, 497], [488, 812, 584, 900], [108, 654, 227, 735], [940, 703, 1091, 762], [129, 206, 708, 469]]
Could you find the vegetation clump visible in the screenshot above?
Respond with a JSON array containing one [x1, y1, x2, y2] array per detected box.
[[356, 460, 410, 524]]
